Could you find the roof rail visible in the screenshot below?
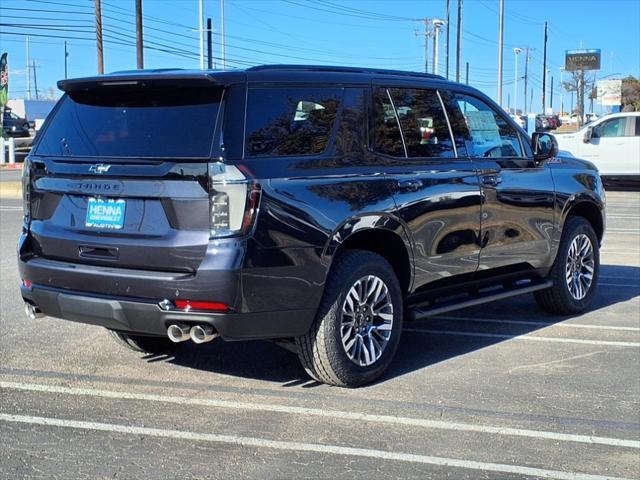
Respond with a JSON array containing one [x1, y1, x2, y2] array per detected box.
[[246, 64, 446, 80]]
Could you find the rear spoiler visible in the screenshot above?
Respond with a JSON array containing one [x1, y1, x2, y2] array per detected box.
[[57, 71, 218, 92]]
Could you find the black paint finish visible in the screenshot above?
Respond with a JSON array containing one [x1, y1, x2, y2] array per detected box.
[[18, 66, 605, 340]]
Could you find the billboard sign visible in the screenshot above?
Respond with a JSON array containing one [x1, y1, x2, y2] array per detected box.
[[565, 49, 601, 71], [597, 79, 622, 106]]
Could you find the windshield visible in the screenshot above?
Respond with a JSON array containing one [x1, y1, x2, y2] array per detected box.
[[35, 87, 222, 159]]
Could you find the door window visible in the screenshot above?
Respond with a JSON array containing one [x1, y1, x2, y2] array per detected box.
[[388, 88, 456, 158], [372, 88, 405, 157], [448, 93, 523, 158], [245, 87, 341, 157], [593, 117, 634, 138]]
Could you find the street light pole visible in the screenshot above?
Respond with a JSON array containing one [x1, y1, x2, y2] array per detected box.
[[513, 48, 522, 114], [432, 19, 445, 75], [497, 0, 504, 106], [198, 0, 204, 70]]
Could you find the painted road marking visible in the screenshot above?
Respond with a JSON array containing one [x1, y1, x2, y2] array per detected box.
[[0, 414, 634, 480], [432, 315, 640, 332], [1, 381, 638, 449], [405, 329, 640, 348]]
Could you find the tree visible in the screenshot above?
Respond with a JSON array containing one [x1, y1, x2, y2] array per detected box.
[[563, 70, 595, 126], [621, 76, 640, 112]]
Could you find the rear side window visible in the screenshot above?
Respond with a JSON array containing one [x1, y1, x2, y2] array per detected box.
[[449, 93, 523, 158], [36, 87, 222, 158], [372, 88, 405, 157], [593, 117, 635, 137], [389, 88, 455, 158], [245, 87, 341, 157]]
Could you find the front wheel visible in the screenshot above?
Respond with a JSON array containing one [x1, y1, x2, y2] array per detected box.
[[535, 216, 600, 314], [296, 250, 403, 387]]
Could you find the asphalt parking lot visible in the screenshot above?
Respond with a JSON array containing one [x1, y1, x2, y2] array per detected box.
[[0, 189, 638, 480]]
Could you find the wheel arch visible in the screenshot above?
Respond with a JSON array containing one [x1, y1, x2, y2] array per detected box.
[[322, 215, 414, 296], [562, 196, 605, 244]]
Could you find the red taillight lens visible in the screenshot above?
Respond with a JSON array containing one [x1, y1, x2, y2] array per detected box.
[[22, 279, 33, 289], [173, 300, 228, 312], [208, 162, 260, 238]]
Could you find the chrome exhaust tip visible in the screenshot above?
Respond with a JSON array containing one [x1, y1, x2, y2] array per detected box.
[[190, 325, 217, 344], [24, 302, 43, 320], [167, 323, 191, 343]]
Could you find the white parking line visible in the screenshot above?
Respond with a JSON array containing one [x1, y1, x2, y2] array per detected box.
[[1, 381, 638, 449], [0, 413, 633, 480], [405, 329, 640, 348], [432, 315, 640, 332], [600, 282, 640, 288]]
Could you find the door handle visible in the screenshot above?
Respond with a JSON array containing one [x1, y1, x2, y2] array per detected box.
[[481, 175, 502, 186], [397, 179, 423, 191]]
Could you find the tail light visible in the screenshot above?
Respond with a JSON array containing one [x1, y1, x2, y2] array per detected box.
[[22, 157, 31, 222], [208, 162, 260, 238]]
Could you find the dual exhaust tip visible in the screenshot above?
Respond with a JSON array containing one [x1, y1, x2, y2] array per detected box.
[[24, 302, 44, 320], [167, 323, 217, 344]]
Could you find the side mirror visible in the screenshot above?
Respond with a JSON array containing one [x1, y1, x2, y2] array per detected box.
[[532, 132, 558, 162], [583, 127, 593, 143]]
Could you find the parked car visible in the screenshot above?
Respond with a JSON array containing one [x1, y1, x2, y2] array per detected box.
[[2, 109, 32, 137], [509, 113, 525, 129], [19, 65, 606, 387], [555, 111, 640, 181]]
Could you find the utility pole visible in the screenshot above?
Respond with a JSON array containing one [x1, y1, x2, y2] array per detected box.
[[64, 41, 68, 79], [136, 0, 144, 69], [220, 0, 226, 69], [513, 48, 521, 114], [432, 19, 445, 75], [198, 0, 204, 70], [550, 75, 554, 111], [95, 0, 104, 74], [421, 18, 429, 74], [523, 47, 532, 113], [465, 62, 469, 85], [541, 21, 548, 113], [497, 0, 504, 106], [445, 0, 450, 79], [32, 61, 39, 100], [26, 36, 31, 100], [559, 67, 564, 115], [207, 17, 213, 69], [455, 0, 462, 82]]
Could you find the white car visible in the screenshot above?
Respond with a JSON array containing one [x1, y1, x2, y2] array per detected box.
[[554, 112, 640, 180]]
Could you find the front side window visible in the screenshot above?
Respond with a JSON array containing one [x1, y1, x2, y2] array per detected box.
[[372, 88, 405, 157], [36, 87, 222, 158], [449, 93, 523, 158], [388, 88, 455, 158], [245, 87, 341, 157], [593, 117, 632, 138]]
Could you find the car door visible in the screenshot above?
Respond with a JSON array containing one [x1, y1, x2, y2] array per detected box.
[[579, 116, 639, 176], [443, 91, 556, 272], [372, 85, 482, 289]]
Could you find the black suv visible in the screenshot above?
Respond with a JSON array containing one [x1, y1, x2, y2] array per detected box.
[[19, 65, 605, 387]]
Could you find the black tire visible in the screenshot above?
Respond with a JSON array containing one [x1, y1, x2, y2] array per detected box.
[[295, 250, 403, 388], [107, 329, 177, 354], [535, 216, 600, 315]]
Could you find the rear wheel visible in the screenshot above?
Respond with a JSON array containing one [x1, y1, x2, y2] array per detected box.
[[107, 329, 177, 354], [296, 250, 403, 387], [535, 216, 600, 314]]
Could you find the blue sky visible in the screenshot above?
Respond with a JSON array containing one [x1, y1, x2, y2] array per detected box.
[[1, 0, 639, 113]]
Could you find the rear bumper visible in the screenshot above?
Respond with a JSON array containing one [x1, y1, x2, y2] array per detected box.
[[21, 284, 315, 340]]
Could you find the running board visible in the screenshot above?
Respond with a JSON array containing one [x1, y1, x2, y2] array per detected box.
[[406, 280, 553, 321]]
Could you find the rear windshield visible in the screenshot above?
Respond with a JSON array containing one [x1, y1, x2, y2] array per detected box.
[[35, 87, 222, 159]]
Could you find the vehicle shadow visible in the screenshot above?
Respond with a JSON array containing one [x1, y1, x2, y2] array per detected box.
[[161, 263, 639, 387]]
